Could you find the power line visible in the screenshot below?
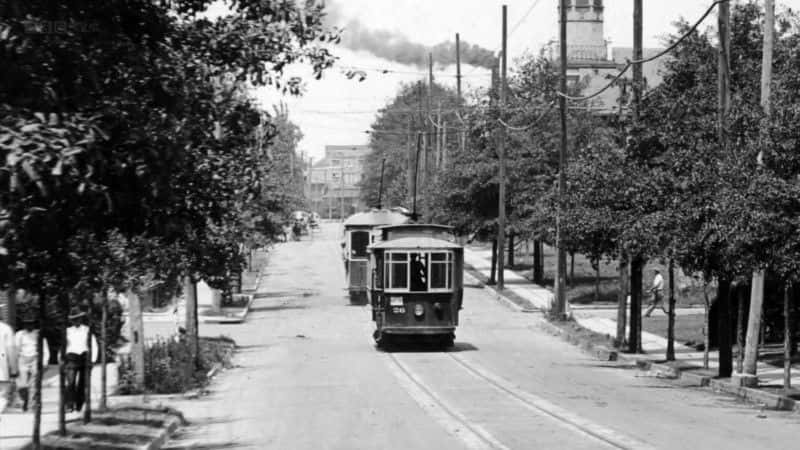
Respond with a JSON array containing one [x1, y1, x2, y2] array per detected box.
[[509, 0, 544, 36]]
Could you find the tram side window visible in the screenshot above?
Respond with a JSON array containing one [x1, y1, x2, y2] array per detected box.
[[386, 253, 408, 289], [351, 231, 370, 258], [429, 252, 452, 290]]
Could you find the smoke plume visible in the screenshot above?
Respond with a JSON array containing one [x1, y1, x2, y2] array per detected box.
[[324, 2, 497, 69]]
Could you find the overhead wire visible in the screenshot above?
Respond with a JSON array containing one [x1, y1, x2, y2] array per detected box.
[[498, 101, 557, 131], [557, 0, 728, 102]]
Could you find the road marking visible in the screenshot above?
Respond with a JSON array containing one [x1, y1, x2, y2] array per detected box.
[[385, 353, 511, 450], [449, 354, 655, 450]]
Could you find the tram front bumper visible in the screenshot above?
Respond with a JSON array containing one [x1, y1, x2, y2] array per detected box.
[[381, 326, 455, 335]]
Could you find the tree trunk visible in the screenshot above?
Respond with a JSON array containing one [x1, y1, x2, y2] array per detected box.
[[533, 240, 543, 284], [100, 295, 108, 412], [717, 278, 733, 378], [184, 276, 199, 365], [593, 261, 600, 303], [84, 304, 93, 423], [666, 259, 676, 361], [32, 294, 46, 449], [628, 256, 644, 353], [5, 287, 16, 329], [58, 307, 67, 435], [489, 239, 498, 285], [792, 289, 798, 357], [127, 290, 146, 391], [568, 252, 575, 287], [736, 283, 748, 373], [703, 284, 711, 370], [784, 283, 792, 391], [616, 255, 628, 349], [507, 233, 515, 270]]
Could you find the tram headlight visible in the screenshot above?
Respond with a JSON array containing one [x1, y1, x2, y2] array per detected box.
[[414, 303, 424, 317]]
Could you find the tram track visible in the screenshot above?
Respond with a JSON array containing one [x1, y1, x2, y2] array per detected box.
[[383, 343, 655, 450], [445, 353, 655, 450]]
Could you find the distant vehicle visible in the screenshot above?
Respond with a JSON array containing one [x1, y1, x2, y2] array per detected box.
[[342, 209, 409, 304], [290, 211, 310, 235], [367, 223, 464, 348]]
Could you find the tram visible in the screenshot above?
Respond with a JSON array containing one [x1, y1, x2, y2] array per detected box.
[[342, 209, 409, 304], [367, 224, 464, 348]]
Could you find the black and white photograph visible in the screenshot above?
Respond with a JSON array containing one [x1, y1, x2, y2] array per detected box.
[[2, 1, 800, 448]]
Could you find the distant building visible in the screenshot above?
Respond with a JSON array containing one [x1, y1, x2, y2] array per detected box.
[[552, 0, 668, 114], [307, 145, 370, 219]]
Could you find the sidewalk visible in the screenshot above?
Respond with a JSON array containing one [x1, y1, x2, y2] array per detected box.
[[0, 363, 118, 449], [464, 247, 800, 409]]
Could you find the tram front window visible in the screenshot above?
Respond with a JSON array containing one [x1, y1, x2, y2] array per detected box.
[[384, 251, 452, 292], [350, 231, 370, 258], [429, 252, 452, 290], [387, 253, 408, 289], [409, 253, 428, 292]]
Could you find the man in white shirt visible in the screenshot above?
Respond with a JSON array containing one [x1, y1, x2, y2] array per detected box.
[[64, 308, 97, 413], [0, 319, 18, 413], [644, 269, 668, 317], [15, 315, 49, 412]]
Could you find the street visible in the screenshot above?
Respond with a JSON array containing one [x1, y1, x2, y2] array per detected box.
[[162, 223, 800, 450]]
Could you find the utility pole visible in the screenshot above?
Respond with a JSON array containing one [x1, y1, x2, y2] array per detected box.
[[737, 0, 774, 388], [497, 5, 508, 290], [554, 0, 569, 319], [456, 33, 462, 102], [425, 53, 434, 220], [407, 118, 414, 208], [626, 0, 644, 354], [715, 0, 734, 379], [341, 163, 345, 219]]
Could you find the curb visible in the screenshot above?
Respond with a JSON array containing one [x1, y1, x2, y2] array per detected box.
[[536, 319, 618, 362], [542, 319, 800, 412], [35, 405, 185, 450], [463, 265, 540, 313], [199, 295, 253, 324]]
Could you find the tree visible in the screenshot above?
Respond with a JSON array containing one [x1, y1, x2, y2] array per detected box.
[[1, 0, 339, 445]]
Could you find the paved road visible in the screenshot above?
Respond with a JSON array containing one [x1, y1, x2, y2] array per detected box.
[[162, 223, 799, 450]]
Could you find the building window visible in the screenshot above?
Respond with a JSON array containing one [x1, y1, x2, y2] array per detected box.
[[331, 159, 340, 166]]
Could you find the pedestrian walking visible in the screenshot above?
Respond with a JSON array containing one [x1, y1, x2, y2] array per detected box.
[[0, 319, 18, 414], [14, 313, 49, 412], [644, 268, 668, 317], [64, 307, 97, 413]]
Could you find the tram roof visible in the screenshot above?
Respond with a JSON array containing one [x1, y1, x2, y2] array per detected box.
[[343, 209, 409, 227], [370, 237, 462, 250], [376, 223, 453, 232]]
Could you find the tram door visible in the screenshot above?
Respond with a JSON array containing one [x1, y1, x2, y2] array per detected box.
[[349, 230, 371, 290]]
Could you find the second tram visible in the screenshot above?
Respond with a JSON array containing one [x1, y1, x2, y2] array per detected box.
[[342, 209, 409, 304]]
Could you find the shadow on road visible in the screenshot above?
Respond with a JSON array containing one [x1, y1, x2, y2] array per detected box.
[[248, 304, 308, 313], [378, 341, 479, 353]]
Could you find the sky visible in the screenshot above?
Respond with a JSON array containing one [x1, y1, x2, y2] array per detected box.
[[210, 0, 800, 161]]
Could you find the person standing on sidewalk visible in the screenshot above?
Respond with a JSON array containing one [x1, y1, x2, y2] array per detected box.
[[14, 314, 49, 412], [0, 319, 18, 413], [644, 269, 668, 317], [64, 307, 97, 413]]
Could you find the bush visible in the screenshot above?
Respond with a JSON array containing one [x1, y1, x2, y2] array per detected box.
[[117, 335, 236, 395]]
